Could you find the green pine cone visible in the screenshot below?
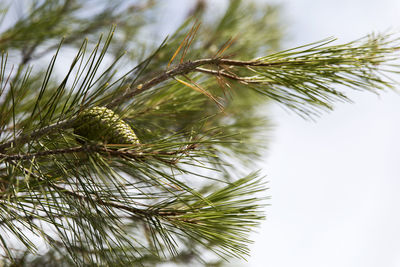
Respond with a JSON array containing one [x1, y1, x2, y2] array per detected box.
[[73, 106, 139, 144]]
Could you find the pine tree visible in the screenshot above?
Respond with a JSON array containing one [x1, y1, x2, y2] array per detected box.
[[0, 0, 398, 266]]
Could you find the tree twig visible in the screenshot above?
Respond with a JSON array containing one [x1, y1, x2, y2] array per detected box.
[[0, 118, 75, 153], [195, 67, 265, 84], [0, 143, 198, 162], [4, 161, 185, 219], [106, 57, 275, 108]]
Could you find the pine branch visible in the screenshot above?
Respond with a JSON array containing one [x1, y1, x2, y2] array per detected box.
[[1, 34, 398, 151], [4, 157, 266, 261], [110, 35, 400, 114], [1, 0, 399, 265]]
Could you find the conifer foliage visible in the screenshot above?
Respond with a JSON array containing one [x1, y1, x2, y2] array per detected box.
[[0, 0, 398, 265]]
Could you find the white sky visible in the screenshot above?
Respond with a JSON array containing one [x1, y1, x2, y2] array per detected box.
[[158, 1, 400, 266], [248, 1, 400, 267]]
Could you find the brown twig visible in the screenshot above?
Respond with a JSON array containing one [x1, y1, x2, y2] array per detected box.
[[106, 57, 278, 109], [0, 143, 199, 163], [195, 67, 265, 84], [5, 160, 185, 219], [0, 145, 88, 161], [0, 118, 76, 153]]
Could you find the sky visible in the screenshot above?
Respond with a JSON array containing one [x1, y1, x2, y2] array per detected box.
[[247, 1, 400, 267], [157, 1, 400, 266]]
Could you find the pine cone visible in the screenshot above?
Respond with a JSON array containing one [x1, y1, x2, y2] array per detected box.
[[73, 106, 139, 144]]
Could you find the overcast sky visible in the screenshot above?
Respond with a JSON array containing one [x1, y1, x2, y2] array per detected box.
[[160, 1, 400, 266], [248, 1, 400, 267]]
